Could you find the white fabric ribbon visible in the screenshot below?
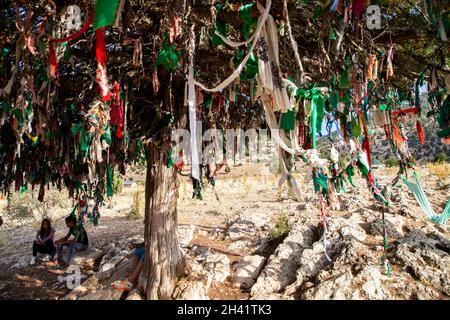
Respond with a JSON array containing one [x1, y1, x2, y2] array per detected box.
[[193, 0, 272, 92], [188, 27, 200, 180]]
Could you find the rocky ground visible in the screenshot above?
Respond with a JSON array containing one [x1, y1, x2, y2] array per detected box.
[[0, 163, 449, 300]]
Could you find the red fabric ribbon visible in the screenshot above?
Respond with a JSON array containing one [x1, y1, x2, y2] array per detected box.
[[96, 28, 107, 65], [47, 12, 94, 79], [51, 13, 94, 44], [352, 0, 366, 32], [49, 43, 58, 78], [391, 107, 419, 116], [110, 81, 124, 138], [95, 27, 111, 101], [416, 120, 425, 144], [361, 137, 372, 167]]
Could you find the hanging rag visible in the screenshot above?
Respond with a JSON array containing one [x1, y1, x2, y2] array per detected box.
[[351, 0, 366, 32], [194, 0, 271, 92], [188, 26, 200, 181], [401, 172, 450, 224], [93, 0, 120, 101]]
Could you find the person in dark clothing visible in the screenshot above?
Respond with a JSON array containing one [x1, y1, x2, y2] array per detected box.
[[54, 215, 88, 267], [30, 218, 56, 265]]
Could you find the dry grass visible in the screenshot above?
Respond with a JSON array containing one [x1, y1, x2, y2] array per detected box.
[[126, 187, 145, 220], [380, 166, 400, 176], [427, 163, 450, 184]]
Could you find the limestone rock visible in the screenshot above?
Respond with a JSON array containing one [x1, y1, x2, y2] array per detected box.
[[99, 253, 126, 273], [232, 255, 266, 289], [11, 256, 29, 269], [178, 225, 196, 247], [251, 221, 317, 298], [191, 245, 209, 262], [78, 289, 113, 300], [366, 216, 404, 238], [392, 230, 450, 296], [249, 293, 294, 300], [126, 289, 144, 300], [359, 266, 390, 300], [60, 276, 100, 300], [71, 248, 104, 267], [227, 210, 270, 240], [204, 253, 230, 283], [173, 273, 212, 300], [228, 240, 251, 253]]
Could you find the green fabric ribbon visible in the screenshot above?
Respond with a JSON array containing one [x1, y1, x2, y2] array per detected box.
[[167, 149, 175, 168], [402, 172, 450, 225], [204, 94, 212, 111], [101, 125, 112, 145], [233, 49, 258, 81], [238, 3, 257, 41], [330, 28, 336, 40], [351, 116, 362, 138], [106, 164, 113, 197], [93, 0, 119, 30], [69, 205, 77, 218], [211, 3, 226, 47], [357, 153, 370, 177], [330, 92, 338, 111], [295, 87, 325, 149], [345, 164, 356, 188], [415, 70, 426, 112], [313, 171, 328, 193], [71, 122, 89, 159], [339, 68, 351, 89], [311, 90, 325, 149], [154, 36, 181, 72], [437, 96, 449, 137], [280, 110, 295, 131]]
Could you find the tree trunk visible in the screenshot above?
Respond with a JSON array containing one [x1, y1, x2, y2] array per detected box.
[[139, 142, 186, 299], [138, 0, 188, 300]]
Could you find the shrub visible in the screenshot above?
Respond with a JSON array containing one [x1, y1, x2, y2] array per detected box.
[[270, 212, 292, 240], [434, 152, 447, 165], [113, 172, 124, 194], [2, 193, 51, 227], [384, 157, 398, 168], [126, 188, 144, 220]]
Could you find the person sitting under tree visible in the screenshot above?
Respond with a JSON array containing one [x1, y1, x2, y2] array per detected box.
[[30, 218, 56, 265], [53, 215, 89, 267], [113, 240, 145, 292]]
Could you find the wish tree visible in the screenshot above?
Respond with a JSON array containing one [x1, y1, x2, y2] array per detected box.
[[0, 0, 449, 299]]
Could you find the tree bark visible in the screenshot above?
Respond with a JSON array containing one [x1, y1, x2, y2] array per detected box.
[[139, 140, 186, 299], [137, 0, 188, 301]]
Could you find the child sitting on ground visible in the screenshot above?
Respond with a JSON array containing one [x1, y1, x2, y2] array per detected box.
[[113, 241, 145, 291], [30, 218, 56, 265], [54, 215, 89, 267]]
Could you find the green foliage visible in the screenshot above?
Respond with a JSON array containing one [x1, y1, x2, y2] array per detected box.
[[113, 172, 124, 194], [270, 212, 292, 240], [384, 157, 398, 167], [338, 154, 349, 169], [434, 152, 447, 164]]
